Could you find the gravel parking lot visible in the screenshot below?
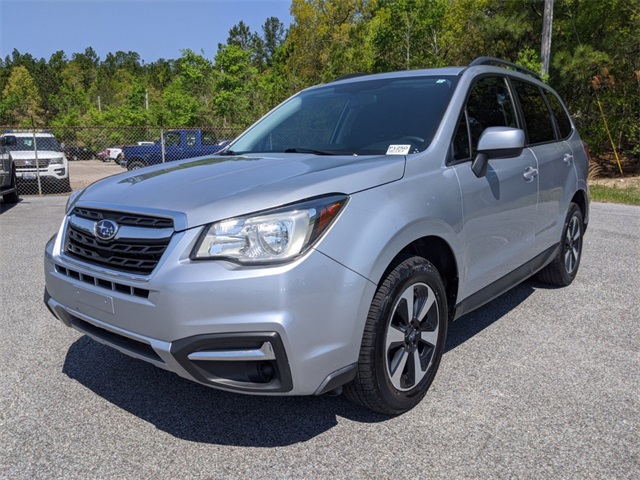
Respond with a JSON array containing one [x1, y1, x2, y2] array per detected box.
[[68, 159, 123, 190], [0, 198, 638, 479]]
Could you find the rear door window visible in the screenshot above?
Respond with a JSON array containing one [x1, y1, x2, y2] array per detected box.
[[512, 80, 556, 145]]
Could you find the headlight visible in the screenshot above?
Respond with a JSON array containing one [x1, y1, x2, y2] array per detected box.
[[65, 187, 85, 213], [50, 157, 64, 165], [192, 195, 348, 264]]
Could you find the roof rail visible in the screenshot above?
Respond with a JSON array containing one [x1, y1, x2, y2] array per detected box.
[[331, 72, 370, 83], [469, 57, 541, 80]]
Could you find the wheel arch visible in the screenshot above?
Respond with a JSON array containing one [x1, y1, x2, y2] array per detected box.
[[382, 236, 459, 321], [126, 157, 146, 170], [571, 188, 589, 230]]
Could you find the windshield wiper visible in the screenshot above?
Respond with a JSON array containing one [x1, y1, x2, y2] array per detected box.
[[284, 147, 352, 156], [217, 149, 239, 156]]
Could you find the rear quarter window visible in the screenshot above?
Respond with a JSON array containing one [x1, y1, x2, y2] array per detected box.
[[545, 91, 573, 139]]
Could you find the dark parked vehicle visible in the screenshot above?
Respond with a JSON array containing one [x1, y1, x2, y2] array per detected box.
[[119, 129, 228, 170], [0, 135, 19, 204], [65, 146, 95, 161]]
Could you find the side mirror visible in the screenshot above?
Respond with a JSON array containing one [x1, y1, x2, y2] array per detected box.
[[471, 127, 525, 178], [0, 135, 17, 147]]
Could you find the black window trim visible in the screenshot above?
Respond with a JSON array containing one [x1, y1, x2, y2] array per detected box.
[[508, 76, 561, 147], [447, 73, 520, 165], [542, 87, 575, 141]]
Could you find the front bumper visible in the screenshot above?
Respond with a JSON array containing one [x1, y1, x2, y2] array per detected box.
[[16, 164, 68, 181], [44, 230, 375, 396]]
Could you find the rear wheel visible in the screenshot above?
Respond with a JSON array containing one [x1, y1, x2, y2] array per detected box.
[[536, 202, 584, 286], [345, 255, 448, 415]]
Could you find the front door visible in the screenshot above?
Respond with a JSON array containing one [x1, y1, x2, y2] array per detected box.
[[450, 76, 539, 300]]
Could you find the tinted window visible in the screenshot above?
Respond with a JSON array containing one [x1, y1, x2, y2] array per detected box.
[[546, 91, 573, 139], [512, 80, 555, 144], [452, 112, 470, 161], [186, 132, 197, 147], [453, 76, 517, 158], [7, 136, 60, 151], [165, 132, 181, 146], [202, 131, 218, 145]]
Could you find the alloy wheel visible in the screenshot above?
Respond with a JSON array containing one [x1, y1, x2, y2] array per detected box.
[[384, 282, 440, 392]]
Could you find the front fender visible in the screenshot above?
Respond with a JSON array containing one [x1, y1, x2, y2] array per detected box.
[[316, 163, 464, 289]]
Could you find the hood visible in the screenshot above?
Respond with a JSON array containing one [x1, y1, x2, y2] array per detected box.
[[10, 150, 64, 159], [75, 153, 405, 229]]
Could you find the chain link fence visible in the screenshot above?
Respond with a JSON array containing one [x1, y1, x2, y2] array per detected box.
[[1, 126, 242, 196]]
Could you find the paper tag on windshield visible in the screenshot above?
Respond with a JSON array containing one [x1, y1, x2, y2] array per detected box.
[[386, 145, 411, 155]]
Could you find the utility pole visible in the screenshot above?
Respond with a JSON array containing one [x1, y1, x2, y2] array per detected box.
[[541, 0, 554, 78], [145, 88, 149, 110]]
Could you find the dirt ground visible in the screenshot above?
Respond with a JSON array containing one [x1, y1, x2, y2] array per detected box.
[[589, 152, 640, 188], [588, 175, 640, 188]]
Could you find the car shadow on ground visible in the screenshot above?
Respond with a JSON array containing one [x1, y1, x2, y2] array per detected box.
[[0, 198, 22, 213], [62, 281, 537, 447], [445, 280, 537, 352]]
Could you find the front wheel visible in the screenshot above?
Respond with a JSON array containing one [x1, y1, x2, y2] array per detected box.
[[344, 255, 448, 415], [127, 160, 145, 171], [56, 177, 72, 193], [2, 169, 19, 203], [536, 203, 584, 286]]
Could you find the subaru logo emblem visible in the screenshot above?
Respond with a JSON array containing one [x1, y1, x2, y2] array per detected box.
[[94, 219, 119, 241]]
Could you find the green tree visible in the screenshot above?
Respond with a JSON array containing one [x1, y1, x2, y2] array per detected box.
[[0, 65, 43, 124], [367, 0, 447, 71], [286, 0, 376, 85], [213, 44, 256, 126]]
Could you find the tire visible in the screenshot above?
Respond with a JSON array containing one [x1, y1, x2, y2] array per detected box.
[[128, 160, 145, 171], [344, 255, 448, 415], [57, 177, 72, 193], [536, 202, 584, 286], [2, 169, 19, 204]]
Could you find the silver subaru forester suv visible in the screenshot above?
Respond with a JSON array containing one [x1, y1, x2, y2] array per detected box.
[[44, 58, 589, 415]]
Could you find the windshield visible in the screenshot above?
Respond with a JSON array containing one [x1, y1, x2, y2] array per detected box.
[[229, 75, 458, 156], [6, 136, 61, 152]]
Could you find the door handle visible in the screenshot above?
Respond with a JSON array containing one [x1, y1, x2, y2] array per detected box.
[[523, 166, 538, 182], [563, 154, 573, 166]]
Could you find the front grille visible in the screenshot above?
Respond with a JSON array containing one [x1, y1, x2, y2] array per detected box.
[[73, 207, 174, 228], [65, 208, 174, 275], [15, 158, 52, 168], [55, 264, 150, 298]]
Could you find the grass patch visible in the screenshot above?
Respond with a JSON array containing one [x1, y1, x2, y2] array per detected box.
[[589, 184, 640, 206]]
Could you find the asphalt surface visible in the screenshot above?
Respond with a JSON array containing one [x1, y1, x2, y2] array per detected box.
[[1, 197, 638, 479]]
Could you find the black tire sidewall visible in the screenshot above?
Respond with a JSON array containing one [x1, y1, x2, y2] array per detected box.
[[371, 257, 448, 412], [3, 169, 19, 203], [559, 203, 584, 284]]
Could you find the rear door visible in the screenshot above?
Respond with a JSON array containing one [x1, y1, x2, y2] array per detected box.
[[451, 76, 539, 300], [510, 79, 578, 252]]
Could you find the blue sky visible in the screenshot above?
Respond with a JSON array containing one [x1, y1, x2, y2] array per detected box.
[[0, 0, 293, 63]]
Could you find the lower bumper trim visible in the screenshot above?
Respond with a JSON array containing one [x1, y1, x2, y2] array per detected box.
[[171, 332, 293, 393]]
